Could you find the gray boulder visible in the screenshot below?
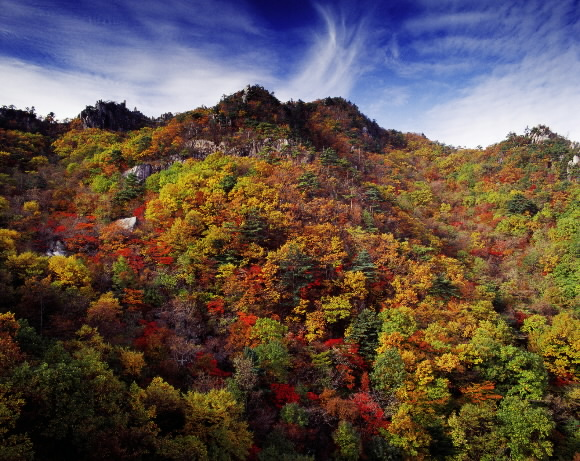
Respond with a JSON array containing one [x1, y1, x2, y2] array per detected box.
[[115, 216, 137, 232], [46, 240, 67, 256], [123, 164, 153, 183]]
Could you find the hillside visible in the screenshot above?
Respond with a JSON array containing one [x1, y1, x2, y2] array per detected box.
[[0, 87, 578, 460]]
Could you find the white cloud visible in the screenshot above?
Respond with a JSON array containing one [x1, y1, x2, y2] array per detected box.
[[0, 53, 263, 119], [0, 60, 111, 118], [2, 0, 579, 152], [128, 0, 265, 37], [410, 35, 515, 59], [357, 85, 420, 134], [0, 0, 274, 119], [0, 0, 375, 118], [401, 0, 579, 68], [276, 4, 371, 101], [404, 11, 496, 35], [421, 49, 580, 147], [369, 0, 580, 145]]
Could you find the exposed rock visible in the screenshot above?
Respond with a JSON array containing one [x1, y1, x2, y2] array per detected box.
[[528, 125, 559, 144], [247, 138, 291, 156], [242, 84, 251, 104], [184, 139, 226, 158], [181, 137, 293, 160], [273, 138, 290, 151], [115, 216, 137, 232], [123, 164, 153, 182], [79, 100, 151, 131], [46, 240, 67, 256], [567, 154, 580, 180]]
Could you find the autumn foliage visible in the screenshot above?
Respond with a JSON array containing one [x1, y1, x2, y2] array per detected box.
[[0, 94, 577, 460]]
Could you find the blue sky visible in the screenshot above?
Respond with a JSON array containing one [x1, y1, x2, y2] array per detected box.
[[1, 0, 579, 147]]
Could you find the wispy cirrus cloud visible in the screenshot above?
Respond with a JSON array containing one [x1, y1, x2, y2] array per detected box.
[[412, 0, 580, 146], [404, 11, 496, 35], [364, 0, 580, 146], [0, 0, 275, 118], [0, 49, 266, 119], [421, 46, 580, 147], [2, 0, 579, 148], [0, 0, 376, 118], [396, 0, 579, 72], [276, 3, 373, 101]]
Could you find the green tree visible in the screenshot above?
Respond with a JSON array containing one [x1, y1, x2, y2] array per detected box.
[[320, 147, 339, 166], [240, 207, 269, 244], [506, 193, 538, 215], [380, 307, 417, 338], [254, 340, 291, 380], [496, 396, 554, 460], [0, 313, 33, 461], [523, 313, 580, 380], [277, 243, 313, 300], [350, 249, 377, 280], [333, 421, 361, 461], [280, 402, 309, 427], [0, 383, 33, 461], [251, 317, 287, 343], [182, 389, 252, 460], [345, 308, 381, 361], [113, 173, 144, 206], [12, 342, 130, 460], [297, 171, 320, 196], [143, 377, 185, 435], [480, 345, 547, 400], [157, 435, 208, 461], [112, 256, 136, 291], [258, 428, 314, 461], [371, 348, 406, 394], [447, 401, 503, 461]]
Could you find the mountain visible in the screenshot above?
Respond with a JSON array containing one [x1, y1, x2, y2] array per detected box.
[[0, 87, 578, 460]]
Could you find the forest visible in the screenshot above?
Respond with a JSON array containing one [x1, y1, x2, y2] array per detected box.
[[0, 85, 578, 460]]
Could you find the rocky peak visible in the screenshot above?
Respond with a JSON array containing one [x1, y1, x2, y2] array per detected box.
[[79, 100, 152, 131]]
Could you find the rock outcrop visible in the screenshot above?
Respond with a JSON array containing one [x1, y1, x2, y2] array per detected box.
[[46, 240, 67, 256], [114, 216, 137, 232], [123, 164, 153, 183], [184, 139, 225, 158], [182, 137, 292, 159], [80, 100, 151, 131], [567, 154, 580, 180]]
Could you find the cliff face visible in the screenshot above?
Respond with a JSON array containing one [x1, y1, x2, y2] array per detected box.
[[79, 100, 152, 131]]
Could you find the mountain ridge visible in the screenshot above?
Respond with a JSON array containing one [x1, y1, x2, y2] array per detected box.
[[0, 86, 578, 460]]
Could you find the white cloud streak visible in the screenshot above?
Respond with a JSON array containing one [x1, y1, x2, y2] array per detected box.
[[370, 0, 580, 145], [276, 4, 371, 101], [2, 0, 579, 149], [404, 11, 496, 35], [1, 0, 373, 118], [0, 0, 274, 118], [421, 48, 580, 147], [396, 0, 580, 73], [0, 51, 265, 119]]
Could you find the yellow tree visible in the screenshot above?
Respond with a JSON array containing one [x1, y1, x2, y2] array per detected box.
[[86, 292, 123, 340], [183, 389, 252, 460], [523, 313, 580, 380], [47, 255, 92, 290]]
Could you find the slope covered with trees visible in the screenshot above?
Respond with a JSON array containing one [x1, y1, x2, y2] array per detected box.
[[0, 87, 578, 460]]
